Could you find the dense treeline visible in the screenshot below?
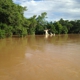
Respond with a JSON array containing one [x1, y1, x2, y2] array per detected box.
[[0, 0, 80, 38]]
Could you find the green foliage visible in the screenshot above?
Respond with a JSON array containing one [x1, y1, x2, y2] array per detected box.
[[15, 26, 27, 37], [54, 22, 63, 34], [28, 15, 37, 35], [62, 26, 68, 34], [5, 26, 13, 37], [36, 25, 45, 34], [35, 12, 47, 34], [0, 23, 12, 38], [47, 22, 56, 34], [0, 0, 28, 38], [0, 29, 5, 38]]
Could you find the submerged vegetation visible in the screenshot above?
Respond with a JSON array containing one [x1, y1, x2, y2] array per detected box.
[[0, 0, 80, 38]]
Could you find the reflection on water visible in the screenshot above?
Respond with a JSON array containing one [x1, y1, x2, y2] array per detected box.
[[0, 34, 80, 80]]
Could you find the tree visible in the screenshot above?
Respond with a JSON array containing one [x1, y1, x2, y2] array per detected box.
[[54, 22, 63, 34], [62, 26, 68, 34], [35, 12, 47, 34], [28, 15, 37, 35], [47, 21, 56, 34], [0, 0, 28, 38]]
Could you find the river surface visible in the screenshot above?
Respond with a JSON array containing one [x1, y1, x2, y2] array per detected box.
[[0, 34, 80, 80]]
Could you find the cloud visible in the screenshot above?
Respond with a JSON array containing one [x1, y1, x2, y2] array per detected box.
[[13, 0, 80, 21]]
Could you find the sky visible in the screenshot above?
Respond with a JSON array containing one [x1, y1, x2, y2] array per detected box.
[[13, 0, 80, 22]]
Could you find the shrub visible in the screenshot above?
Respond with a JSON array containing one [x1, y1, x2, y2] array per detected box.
[[0, 29, 5, 38]]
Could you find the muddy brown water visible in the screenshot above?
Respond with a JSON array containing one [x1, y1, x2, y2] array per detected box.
[[0, 34, 80, 80]]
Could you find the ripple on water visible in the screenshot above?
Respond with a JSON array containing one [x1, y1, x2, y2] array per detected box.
[[25, 53, 33, 58]]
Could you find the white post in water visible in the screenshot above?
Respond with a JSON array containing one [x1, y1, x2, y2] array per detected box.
[[44, 29, 49, 38], [44, 29, 49, 35], [50, 32, 55, 37], [50, 32, 53, 37]]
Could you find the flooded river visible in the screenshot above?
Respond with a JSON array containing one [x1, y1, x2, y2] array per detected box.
[[0, 34, 80, 80]]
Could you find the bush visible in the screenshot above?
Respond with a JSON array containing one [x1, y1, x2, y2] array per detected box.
[[16, 26, 27, 37], [0, 23, 13, 38], [0, 29, 5, 38], [5, 26, 13, 37]]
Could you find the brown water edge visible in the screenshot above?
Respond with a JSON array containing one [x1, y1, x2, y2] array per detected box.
[[0, 34, 80, 80]]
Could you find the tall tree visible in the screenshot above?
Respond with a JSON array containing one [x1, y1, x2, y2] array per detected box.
[[54, 22, 63, 34], [28, 15, 37, 35], [35, 12, 47, 34]]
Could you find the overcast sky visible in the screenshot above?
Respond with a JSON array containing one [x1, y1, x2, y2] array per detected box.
[[13, 0, 80, 21]]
